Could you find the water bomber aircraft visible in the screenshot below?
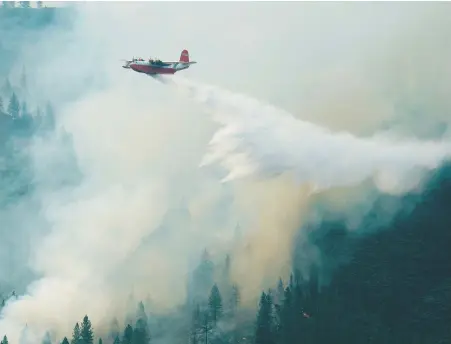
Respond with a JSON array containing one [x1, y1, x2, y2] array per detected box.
[[122, 49, 197, 78]]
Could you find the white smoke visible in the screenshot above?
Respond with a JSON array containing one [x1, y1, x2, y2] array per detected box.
[[2, 2, 451, 343], [169, 76, 451, 195]]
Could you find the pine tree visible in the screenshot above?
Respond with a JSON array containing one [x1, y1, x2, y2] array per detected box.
[[230, 284, 240, 312], [208, 284, 223, 325], [200, 311, 213, 344], [255, 292, 275, 344], [275, 278, 285, 305], [7, 93, 20, 119], [19, 324, 31, 344], [1, 335, 8, 344], [62, 337, 70, 344], [80, 315, 94, 344], [191, 249, 215, 306], [131, 318, 149, 344], [136, 301, 148, 327], [71, 323, 81, 344], [277, 286, 295, 344], [113, 336, 120, 344], [190, 304, 201, 344], [122, 324, 133, 344], [98, 339, 103, 344], [42, 331, 52, 344]]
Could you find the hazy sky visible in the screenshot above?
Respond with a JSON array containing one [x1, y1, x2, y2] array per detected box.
[[2, 2, 451, 343]]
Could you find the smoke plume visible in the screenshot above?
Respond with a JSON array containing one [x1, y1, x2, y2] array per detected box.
[[170, 76, 451, 195], [2, 2, 451, 343]]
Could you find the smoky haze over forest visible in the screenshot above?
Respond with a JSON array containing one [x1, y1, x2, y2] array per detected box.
[[1, 2, 451, 344]]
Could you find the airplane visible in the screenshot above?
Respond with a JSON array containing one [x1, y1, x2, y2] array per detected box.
[[122, 49, 197, 77]]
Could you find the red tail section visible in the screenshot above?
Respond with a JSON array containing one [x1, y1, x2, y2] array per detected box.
[[179, 49, 190, 63]]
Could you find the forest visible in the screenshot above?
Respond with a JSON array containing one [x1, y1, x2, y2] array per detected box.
[[1, 3, 451, 344]]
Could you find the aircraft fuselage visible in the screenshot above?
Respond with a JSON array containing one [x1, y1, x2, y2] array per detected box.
[[122, 50, 196, 76], [124, 60, 191, 75]]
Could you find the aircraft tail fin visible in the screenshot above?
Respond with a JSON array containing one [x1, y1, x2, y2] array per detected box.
[[179, 49, 190, 63]]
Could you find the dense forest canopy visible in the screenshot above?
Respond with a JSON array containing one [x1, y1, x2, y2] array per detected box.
[[1, 3, 450, 344]]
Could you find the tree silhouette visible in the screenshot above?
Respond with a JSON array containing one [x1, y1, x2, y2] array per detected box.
[[122, 324, 133, 344], [42, 331, 52, 344], [200, 311, 213, 344], [190, 304, 201, 344], [7, 93, 20, 119], [255, 292, 275, 344], [71, 323, 81, 344], [208, 284, 223, 325], [131, 318, 149, 344], [230, 284, 240, 313], [80, 315, 94, 344]]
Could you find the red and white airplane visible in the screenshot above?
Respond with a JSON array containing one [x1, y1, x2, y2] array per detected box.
[[122, 49, 197, 77]]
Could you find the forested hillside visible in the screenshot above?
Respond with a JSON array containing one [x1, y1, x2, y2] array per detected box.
[[1, 4, 450, 344]]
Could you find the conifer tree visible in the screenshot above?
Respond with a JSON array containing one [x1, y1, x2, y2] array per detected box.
[[80, 315, 94, 344], [122, 325, 133, 344], [255, 292, 275, 344], [1, 335, 8, 344], [42, 331, 52, 344], [208, 284, 223, 325], [62, 337, 70, 344], [190, 304, 201, 344], [98, 339, 103, 344], [19, 324, 31, 344], [200, 312, 213, 344], [71, 323, 81, 344], [278, 286, 294, 344], [131, 318, 149, 344], [230, 284, 240, 312], [275, 278, 285, 306], [136, 301, 148, 327], [113, 336, 120, 344], [7, 93, 20, 119]]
